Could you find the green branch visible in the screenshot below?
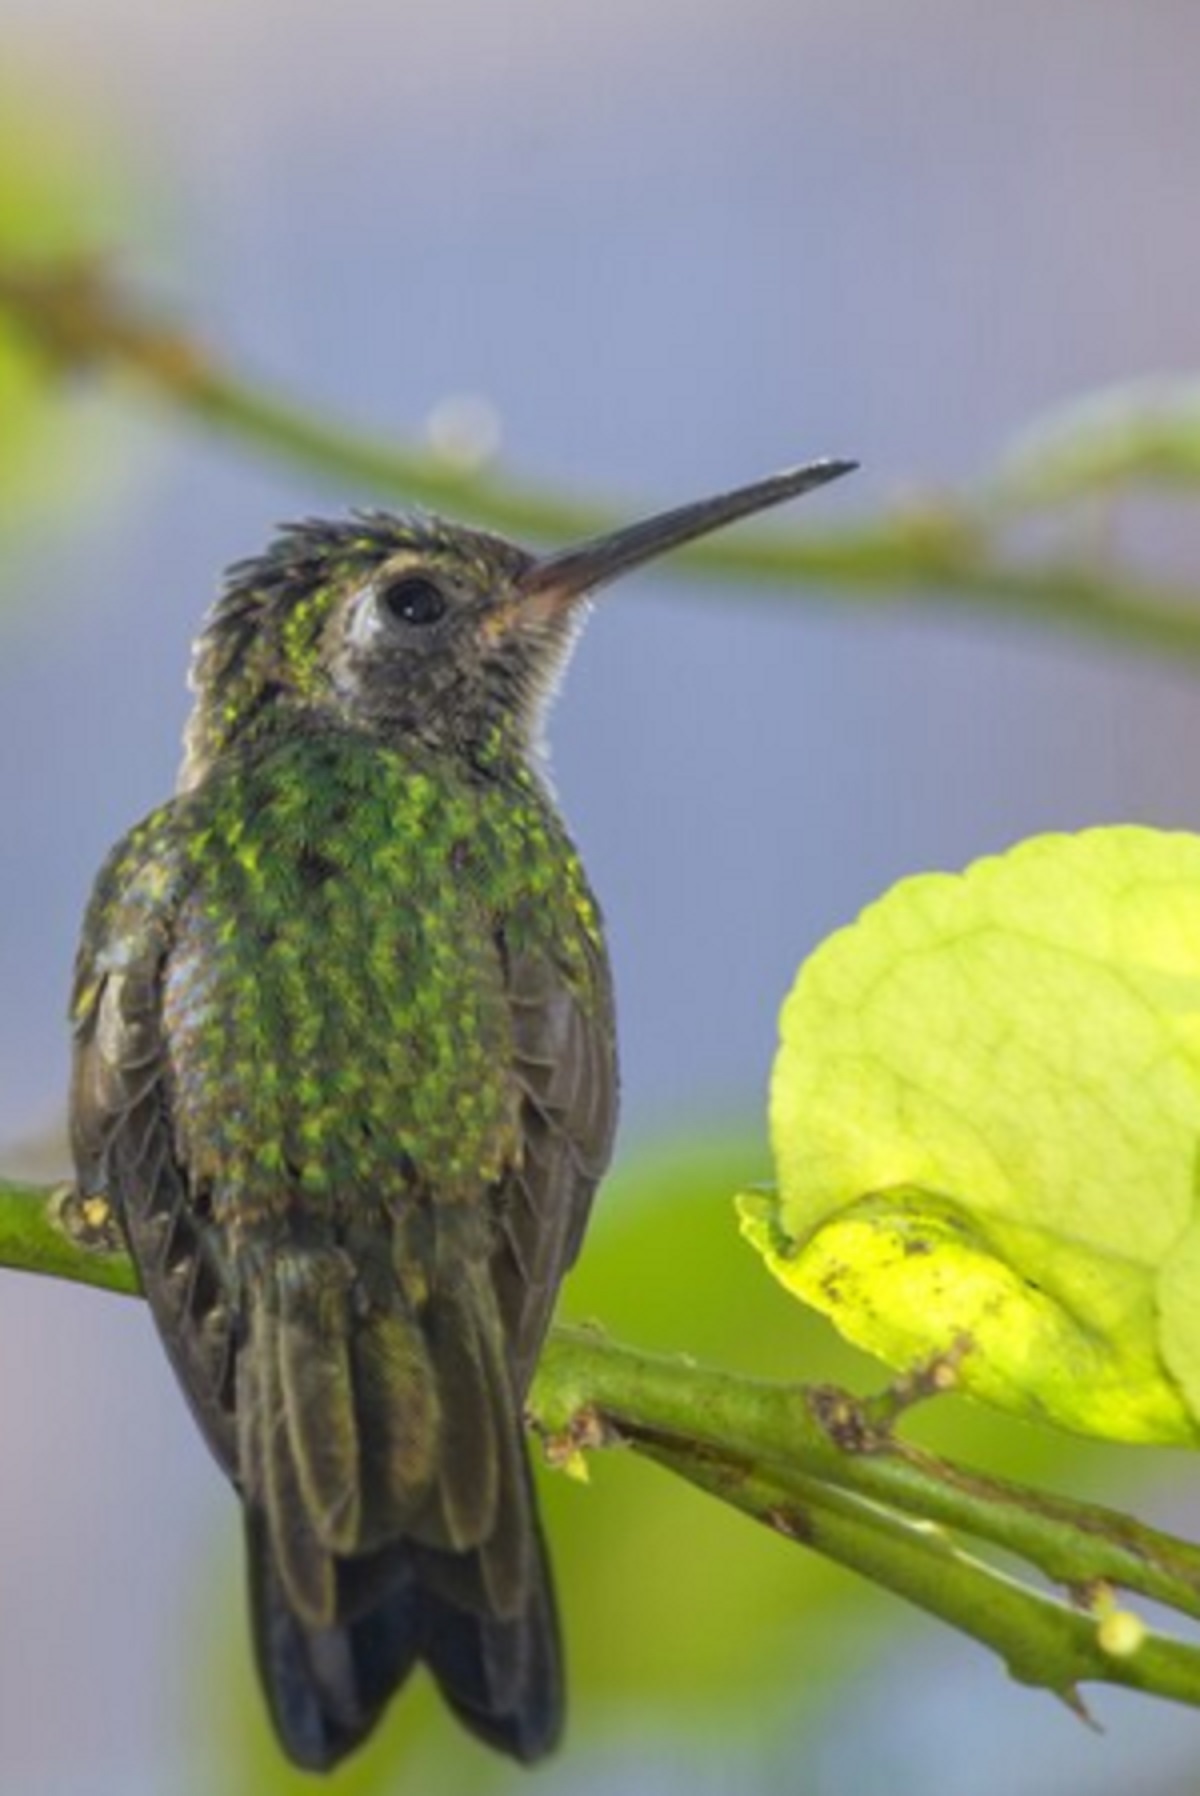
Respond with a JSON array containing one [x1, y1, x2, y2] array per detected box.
[[0, 1173, 137, 1294], [4, 1169, 1200, 1714], [4, 258, 1200, 661], [532, 1330, 1200, 1626], [531, 1330, 1200, 1708], [650, 1443, 1200, 1709]]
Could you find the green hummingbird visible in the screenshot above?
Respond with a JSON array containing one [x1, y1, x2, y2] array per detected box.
[[68, 458, 853, 1770]]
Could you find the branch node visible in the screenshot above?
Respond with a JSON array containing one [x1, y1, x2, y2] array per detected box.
[[533, 1399, 620, 1482], [765, 1503, 816, 1546], [858, 1336, 971, 1437], [50, 1184, 125, 1259], [809, 1384, 883, 1452]]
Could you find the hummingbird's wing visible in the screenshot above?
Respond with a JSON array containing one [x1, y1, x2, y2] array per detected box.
[[341, 928, 616, 1764], [69, 815, 240, 1472], [494, 930, 618, 1392]]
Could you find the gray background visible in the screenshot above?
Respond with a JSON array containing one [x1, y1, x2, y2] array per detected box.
[[2, 2, 1200, 1791]]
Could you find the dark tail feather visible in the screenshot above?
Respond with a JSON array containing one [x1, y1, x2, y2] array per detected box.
[[246, 1509, 423, 1772], [421, 1514, 564, 1764], [246, 1501, 564, 1772], [240, 1247, 562, 1768]]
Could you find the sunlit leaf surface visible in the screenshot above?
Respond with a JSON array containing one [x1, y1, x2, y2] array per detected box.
[[743, 828, 1200, 1445]]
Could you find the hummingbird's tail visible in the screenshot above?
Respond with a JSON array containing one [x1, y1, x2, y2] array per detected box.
[[245, 1496, 563, 1769], [237, 1244, 563, 1770]]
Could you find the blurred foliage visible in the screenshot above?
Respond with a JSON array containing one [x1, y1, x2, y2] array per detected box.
[[10, 198, 1200, 663], [995, 377, 1200, 504], [0, 77, 149, 556]]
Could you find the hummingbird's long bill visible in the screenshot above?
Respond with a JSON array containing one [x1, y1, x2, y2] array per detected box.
[[518, 457, 856, 608]]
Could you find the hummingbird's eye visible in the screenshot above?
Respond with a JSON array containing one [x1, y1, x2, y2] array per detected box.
[[378, 575, 447, 628]]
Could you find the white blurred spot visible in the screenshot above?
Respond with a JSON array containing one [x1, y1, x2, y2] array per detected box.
[[425, 394, 503, 470]]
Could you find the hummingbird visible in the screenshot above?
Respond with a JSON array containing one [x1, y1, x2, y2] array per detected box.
[[68, 458, 853, 1770]]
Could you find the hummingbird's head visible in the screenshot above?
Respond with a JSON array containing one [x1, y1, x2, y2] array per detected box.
[[181, 512, 571, 787], [180, 461, 855, 789]]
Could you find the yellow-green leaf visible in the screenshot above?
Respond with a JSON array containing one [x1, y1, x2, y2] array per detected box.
[[739, 827, 1200, 1445]]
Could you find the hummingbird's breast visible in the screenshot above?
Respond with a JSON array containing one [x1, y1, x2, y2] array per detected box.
[[159, 731, 591, 1218]]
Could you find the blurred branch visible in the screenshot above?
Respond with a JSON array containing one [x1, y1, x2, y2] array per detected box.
[[5, 1169, 1200, 1714], [4, 258, 1200, 660], [993, 377, 1200, 506]]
